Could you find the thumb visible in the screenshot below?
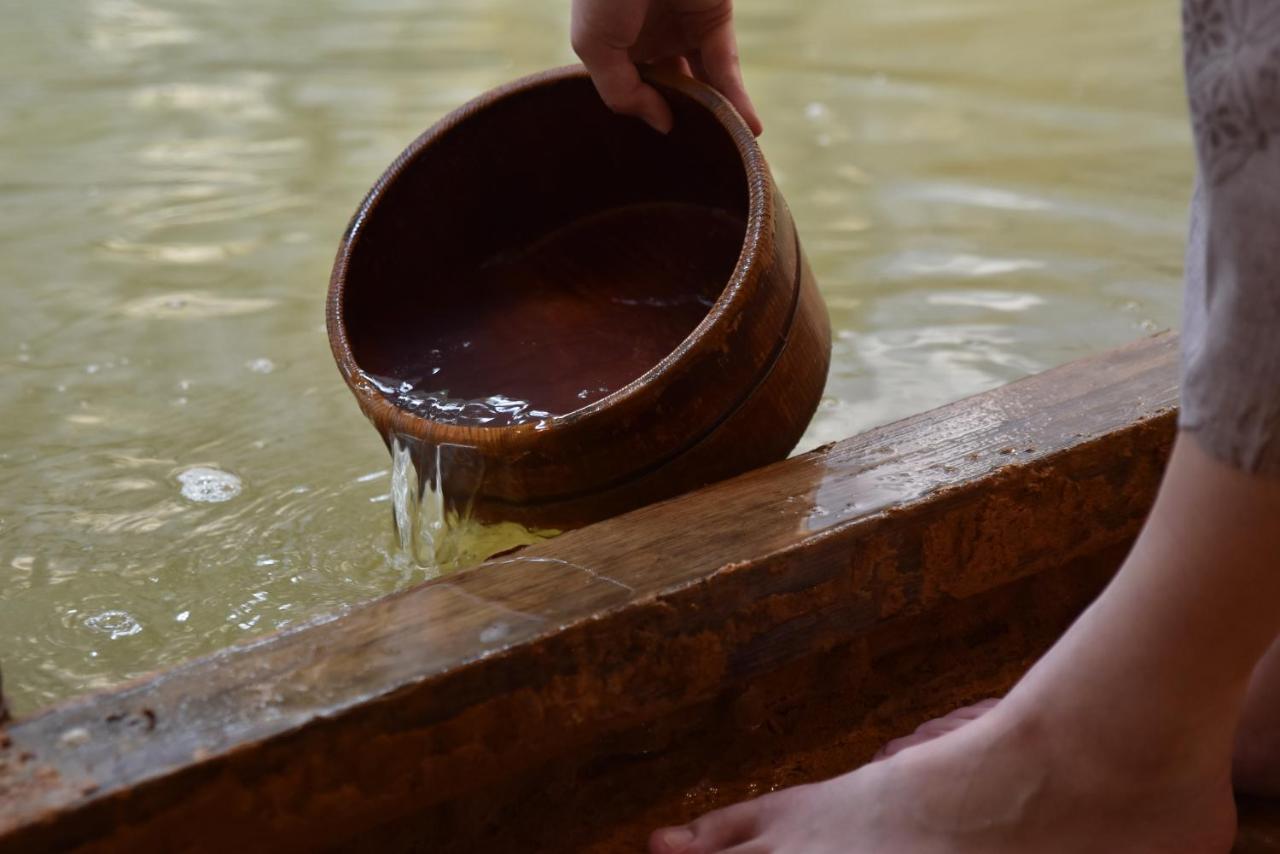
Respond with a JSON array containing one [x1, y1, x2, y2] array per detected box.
[[695, 19, 762, 135]]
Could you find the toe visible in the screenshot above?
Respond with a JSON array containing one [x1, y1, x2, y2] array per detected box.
[[953, 697, 1001, 719], [649, 801, 762, 853], [874, 698, 1001, 761], [651, 825, 697, 854], [916, 717, 968, 737], [719, 845, 774, 854], [874, 730, 935, 761]]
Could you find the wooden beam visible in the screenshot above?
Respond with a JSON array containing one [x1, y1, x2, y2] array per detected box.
[[0, 334, 1191, 851]]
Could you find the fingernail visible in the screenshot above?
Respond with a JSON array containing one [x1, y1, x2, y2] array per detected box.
[[656, 826, 694, 851]]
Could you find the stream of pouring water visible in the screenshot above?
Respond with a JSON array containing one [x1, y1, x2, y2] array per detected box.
[[389, 436, 552, 575]]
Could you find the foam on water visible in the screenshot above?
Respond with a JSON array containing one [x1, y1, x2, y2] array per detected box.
[[83, 610, 143, 640], [177, 466, 243, 503], [246, 357, 275, 374]]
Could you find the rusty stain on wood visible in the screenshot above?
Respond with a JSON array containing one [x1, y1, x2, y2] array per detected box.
[[1, 332, 1277, 851]]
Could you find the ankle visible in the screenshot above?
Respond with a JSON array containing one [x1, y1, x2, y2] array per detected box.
[[993, 682, 1235, 792]]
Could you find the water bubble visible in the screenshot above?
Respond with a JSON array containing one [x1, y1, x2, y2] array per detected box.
[[83, 610, 143, 640], [60, 727, 91, 747], [177, 466, 242, 503], [245, 357, 274, 374]]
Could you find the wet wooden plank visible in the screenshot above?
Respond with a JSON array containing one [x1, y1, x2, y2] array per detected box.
[[0, 333, 1208, 851]]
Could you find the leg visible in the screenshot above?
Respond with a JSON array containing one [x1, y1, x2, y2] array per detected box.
[[651, 433, 1280, 853], [882, 0, 1280, 779], [876, 640, 1280, 797]]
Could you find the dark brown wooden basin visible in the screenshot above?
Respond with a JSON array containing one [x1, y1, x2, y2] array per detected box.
[[327, 65, 831, 529]]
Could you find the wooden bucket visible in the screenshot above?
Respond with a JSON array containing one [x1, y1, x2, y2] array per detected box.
[[327, 65, 831, 529]]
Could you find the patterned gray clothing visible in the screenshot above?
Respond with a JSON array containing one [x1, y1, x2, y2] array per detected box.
[[1181, 0, 1280, 474]]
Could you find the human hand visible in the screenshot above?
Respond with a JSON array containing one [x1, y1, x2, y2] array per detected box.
[[570, 0, 763, 136]]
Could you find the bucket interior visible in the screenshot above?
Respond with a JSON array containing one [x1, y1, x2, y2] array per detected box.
[[341, 76, 750, 427]]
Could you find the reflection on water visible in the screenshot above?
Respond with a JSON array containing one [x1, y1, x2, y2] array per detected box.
[[0, 0, 1189, 712]]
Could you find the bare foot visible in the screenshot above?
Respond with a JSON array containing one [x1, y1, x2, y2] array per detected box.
[[651, 701, 1236, 854], [872, 697, 1000, 762], [875, 637, 1280, 798]]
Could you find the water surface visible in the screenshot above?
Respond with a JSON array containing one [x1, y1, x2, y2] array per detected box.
[[0, 0, 1190, 713]]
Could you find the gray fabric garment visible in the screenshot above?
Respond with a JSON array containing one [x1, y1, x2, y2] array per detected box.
[[1180, 0, 1280, 474]]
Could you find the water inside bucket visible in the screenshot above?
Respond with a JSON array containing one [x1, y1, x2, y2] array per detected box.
[[364, 201, 746, 426]]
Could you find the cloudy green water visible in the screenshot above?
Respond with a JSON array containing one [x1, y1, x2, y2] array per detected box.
[[0, 0, 1191, 714]]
